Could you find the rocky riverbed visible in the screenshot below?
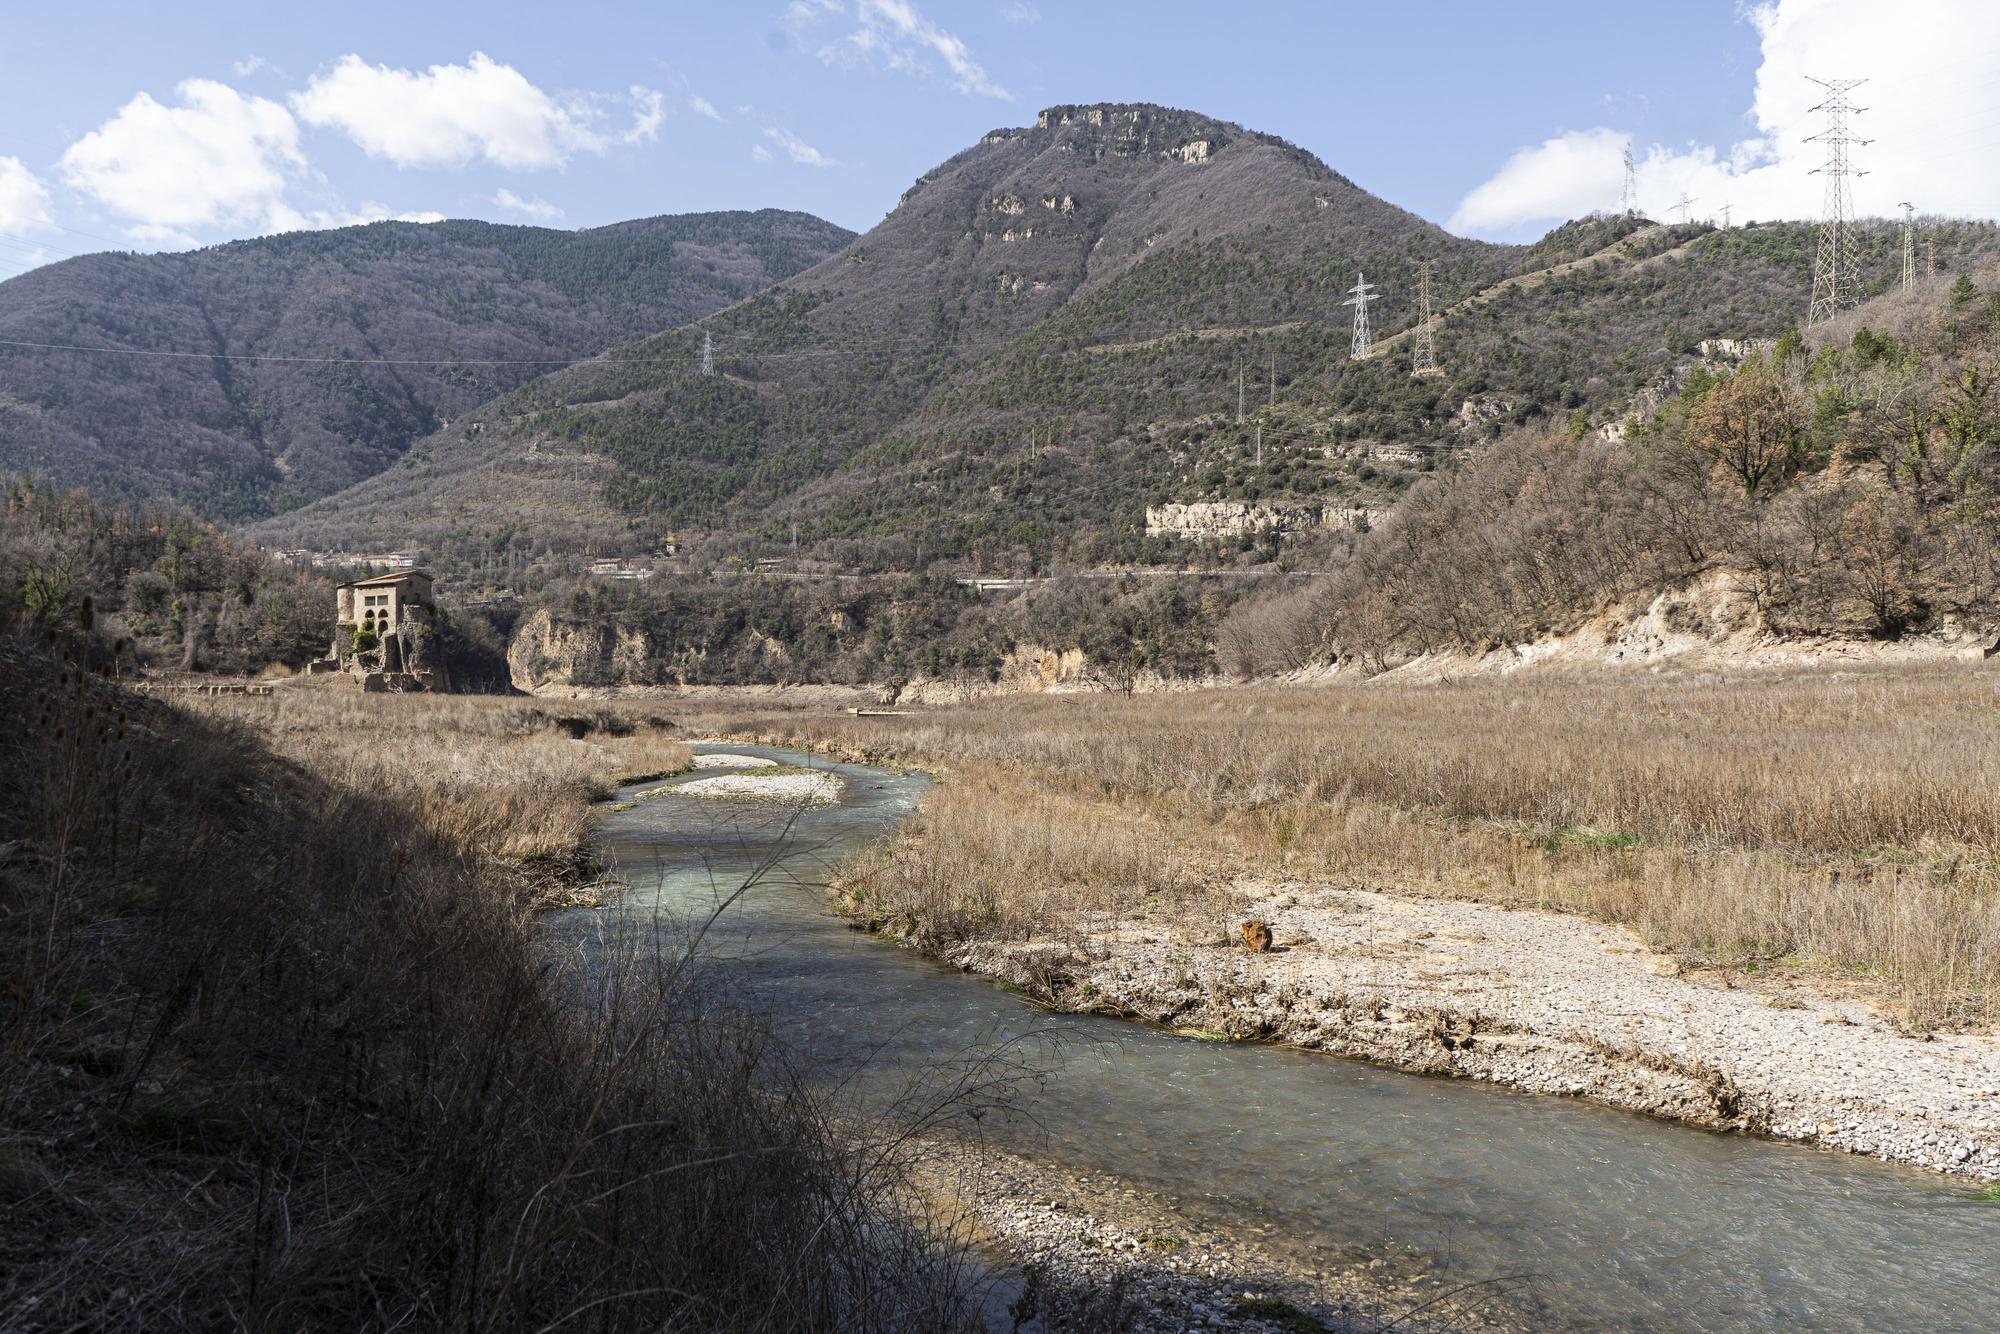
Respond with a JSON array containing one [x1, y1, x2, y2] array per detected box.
[[922, 1142, 1531, 1332], [660, 760, 840, 804], [946, 882, 2000, 1183]]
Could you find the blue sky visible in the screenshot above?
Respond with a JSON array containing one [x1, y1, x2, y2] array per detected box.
[[1, 1, 1993, 279]]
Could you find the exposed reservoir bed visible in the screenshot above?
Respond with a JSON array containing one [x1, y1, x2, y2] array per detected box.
[[574, 746, 2000, 1332]]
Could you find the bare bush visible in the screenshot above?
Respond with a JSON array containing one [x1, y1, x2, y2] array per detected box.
[[0, 639, 977, 1329]]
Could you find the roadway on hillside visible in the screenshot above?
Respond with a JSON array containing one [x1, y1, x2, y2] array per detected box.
[[1069, 222, 1698, 360]]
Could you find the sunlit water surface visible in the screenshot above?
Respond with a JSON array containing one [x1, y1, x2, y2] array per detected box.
[[568, 745, 2000, 1333]]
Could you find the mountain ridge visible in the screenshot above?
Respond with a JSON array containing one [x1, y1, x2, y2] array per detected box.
[[249, 101, 1523, 562], [0, 208, 854, 517]]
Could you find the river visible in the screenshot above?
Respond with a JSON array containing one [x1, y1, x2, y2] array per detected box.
[[583, 744, 2000, 1332]]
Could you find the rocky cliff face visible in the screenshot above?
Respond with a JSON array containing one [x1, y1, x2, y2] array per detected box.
[[1145, 501, 1375, 539], [506, 608, 655, 693]]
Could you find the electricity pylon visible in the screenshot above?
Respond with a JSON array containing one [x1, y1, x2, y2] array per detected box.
[[1805, 76, 1870, 327], [700, 330, 715, 377], [1410, 261, 1444, 379], [1620, 145, 1639, 216], [1899, 202, 1916, 293], [1344, 272, 1378, 361], [1671, 193, 1698, 225]]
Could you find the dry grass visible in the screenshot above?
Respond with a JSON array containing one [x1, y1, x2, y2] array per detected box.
[[189, 682, 691, 875], [717, 667, 2000, 1027], [0, 647, 979, 1329], [839, 764, 1230, 952]]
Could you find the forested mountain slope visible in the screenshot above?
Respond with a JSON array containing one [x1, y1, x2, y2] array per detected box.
[[251, 103, 1505, 561], [0, 210, 852, 518], [259, 103, 2000, 580]]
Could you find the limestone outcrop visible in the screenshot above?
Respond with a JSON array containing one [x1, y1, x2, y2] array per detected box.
[[506, 607, 654, 693], [1144, 501, 1375, 539]]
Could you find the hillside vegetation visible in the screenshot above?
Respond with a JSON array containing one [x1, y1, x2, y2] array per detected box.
[[0, 480, 334, 673], [0, 210, 852, 518], [1277, 267, 2000, 670], [255, 102, 2000, 582]]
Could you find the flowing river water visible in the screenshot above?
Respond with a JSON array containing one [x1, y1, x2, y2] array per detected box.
[[580, 745, 2000, 1332]]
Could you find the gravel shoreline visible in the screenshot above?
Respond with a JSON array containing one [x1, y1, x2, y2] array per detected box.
[[690, 751, 776, 770], [920, 1141, 1532, 1332], [943, 881, 2000, 1183], [675, 769, 845, 804]]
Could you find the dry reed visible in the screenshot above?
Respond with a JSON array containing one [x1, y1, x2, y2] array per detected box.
[[189, 683, 692, 869], [724, 667, 2000, 1027], [0, 647, 980, 1329]]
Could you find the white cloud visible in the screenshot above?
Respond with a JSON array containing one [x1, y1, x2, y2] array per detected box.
[[324, 204, 447, 227], [689, 94, 722, 121], [1451, 0, 2000, 238], [0, 157, 54, 236], [492, 188, 564, 221], [750, 143, 773, 164], [232, 54, 277, 78], [762, 126, 837, 168], [1000, 2, 1039, 24], [624, 86, 666, 144], [60, 80, 307, 236], [292, 53, 656, 170], [802, 0, 1011, 100], [1451, 127, 1632, 235]]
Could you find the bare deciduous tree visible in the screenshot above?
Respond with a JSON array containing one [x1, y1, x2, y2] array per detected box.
[[1685, 361, 1809, 499]]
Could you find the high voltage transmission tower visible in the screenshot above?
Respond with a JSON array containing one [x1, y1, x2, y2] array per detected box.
[[1344, 271, 1378, 361], [1900, 202, 1916, 292], [1621, 145, 1638, 216], [1720, 201, 1731, 229], [1671, 193, 1698, 225], [1410, 260, 1444, 379], [1805, 76, 1870, 327], [700, 330, 715, 377]]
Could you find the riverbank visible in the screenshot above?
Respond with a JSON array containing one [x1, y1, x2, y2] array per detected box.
[[0, 661, 982, 1330], [685, 668, 2000, 1181], [938, 882, 2000, 1182], [925, 1142, 1531, 1332]]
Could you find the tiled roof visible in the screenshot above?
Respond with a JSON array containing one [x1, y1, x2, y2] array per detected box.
[[337, 570, 434, 589]]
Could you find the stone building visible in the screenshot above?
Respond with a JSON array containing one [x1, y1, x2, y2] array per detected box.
[[319, 570, 448, 691]]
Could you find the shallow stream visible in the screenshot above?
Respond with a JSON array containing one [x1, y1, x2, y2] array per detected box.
[[583, 745, 2000, 1332]]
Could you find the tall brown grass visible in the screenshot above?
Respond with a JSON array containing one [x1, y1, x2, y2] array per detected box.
[[191, 683, 691, 872], [841, 764, 1229, 951], [0, 645, 980, 1329], [723, 667, 2000, 1027]]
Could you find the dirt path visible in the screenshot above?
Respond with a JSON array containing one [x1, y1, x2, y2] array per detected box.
[[1075, 223, 1702, 360], [1081, 321, 1304, 356], [953, 879, 2000, 1182], [1374, 224, 1697, 352]]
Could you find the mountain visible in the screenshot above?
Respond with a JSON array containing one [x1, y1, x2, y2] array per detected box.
[[244, 103, 1998, 577], [252, 103, 1501, 560], [0, 210, 853, 519]]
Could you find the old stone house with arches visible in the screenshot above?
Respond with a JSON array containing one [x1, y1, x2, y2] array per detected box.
[[324, 570, 448, 690]]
